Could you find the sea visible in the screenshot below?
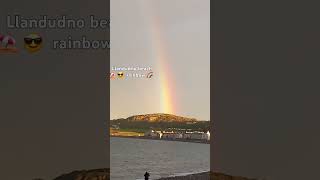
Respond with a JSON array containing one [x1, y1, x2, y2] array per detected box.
[[110, 137, 210, 180]]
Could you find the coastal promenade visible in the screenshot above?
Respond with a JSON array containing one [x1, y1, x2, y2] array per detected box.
[[111, 135, 210, 144]]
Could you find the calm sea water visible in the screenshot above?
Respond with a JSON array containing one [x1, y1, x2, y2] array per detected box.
[[110, 137, 210, 180]]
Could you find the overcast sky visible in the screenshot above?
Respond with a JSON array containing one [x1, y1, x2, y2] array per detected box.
[[110, 0, 210, 120]]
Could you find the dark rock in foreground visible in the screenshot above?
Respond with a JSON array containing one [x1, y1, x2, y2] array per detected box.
[[51, 169, 255, 180], [212, 172, 257, 180], [53, 168, 109, 180]]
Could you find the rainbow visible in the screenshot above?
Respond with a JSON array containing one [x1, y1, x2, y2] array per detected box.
[[152, 20, 176, 114], [140, 1, 177, 115]]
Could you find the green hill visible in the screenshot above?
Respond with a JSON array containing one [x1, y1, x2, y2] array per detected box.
[[110, 113, 210, 132]]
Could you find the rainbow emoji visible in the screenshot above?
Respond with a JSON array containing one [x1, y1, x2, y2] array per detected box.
[[0, 34, 18, 53]]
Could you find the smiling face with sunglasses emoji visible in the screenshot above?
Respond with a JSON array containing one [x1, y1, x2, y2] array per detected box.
[[24, 33, 43, 53]]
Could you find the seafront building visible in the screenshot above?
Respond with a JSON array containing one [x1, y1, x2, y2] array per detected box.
[[144, 130, 163, 138], [144, 130, 210, 141]]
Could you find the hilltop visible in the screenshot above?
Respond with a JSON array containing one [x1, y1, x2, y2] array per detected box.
[[126, 113, 197, 122]]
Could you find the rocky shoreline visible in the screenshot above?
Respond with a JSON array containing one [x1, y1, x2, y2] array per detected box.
[[157, 172, 209, 180], [52, 169, 109, 180], [48, 169, 256, 180], [158, 172, 257, 180]]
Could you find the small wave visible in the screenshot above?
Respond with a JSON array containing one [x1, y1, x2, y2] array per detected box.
[[170, 170, 208, 177]]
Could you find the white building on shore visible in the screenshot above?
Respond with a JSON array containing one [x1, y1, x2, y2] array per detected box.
[[145, 129, 210, 141], [162, 131, 183, 139], [144, 130, 163, 138]]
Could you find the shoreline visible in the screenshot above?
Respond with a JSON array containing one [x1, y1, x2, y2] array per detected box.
[[111, 135, 210, 144], [157, 171, 209, 180], [51, 169, 256, 180], [158, 171, 257, 180]]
